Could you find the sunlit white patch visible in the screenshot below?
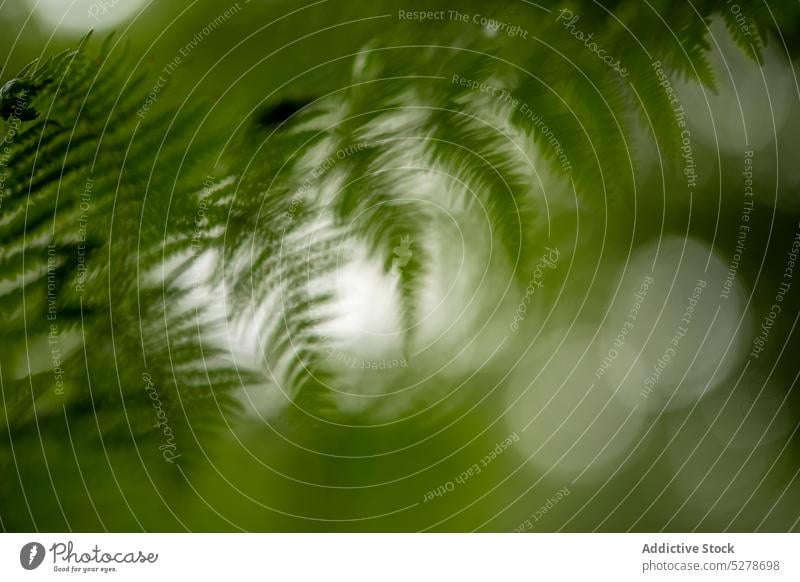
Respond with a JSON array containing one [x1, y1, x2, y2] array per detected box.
[[602, 236, 750, 411], [360, 93, 430, 140], [24, 0, 149, 34], [315, 243, 404, 360], [505, 331, 648, 480]]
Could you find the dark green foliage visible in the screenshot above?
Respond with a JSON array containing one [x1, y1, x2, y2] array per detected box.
[[0, 36, 243, 529]]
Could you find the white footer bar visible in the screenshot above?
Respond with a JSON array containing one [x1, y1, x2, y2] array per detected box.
[[1, 533, 797, 581]]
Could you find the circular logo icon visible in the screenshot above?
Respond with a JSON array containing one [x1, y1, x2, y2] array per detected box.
[[20, 542, 46, 570]]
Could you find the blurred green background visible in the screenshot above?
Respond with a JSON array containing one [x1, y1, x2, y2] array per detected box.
[[1, 0, 799, 532]]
